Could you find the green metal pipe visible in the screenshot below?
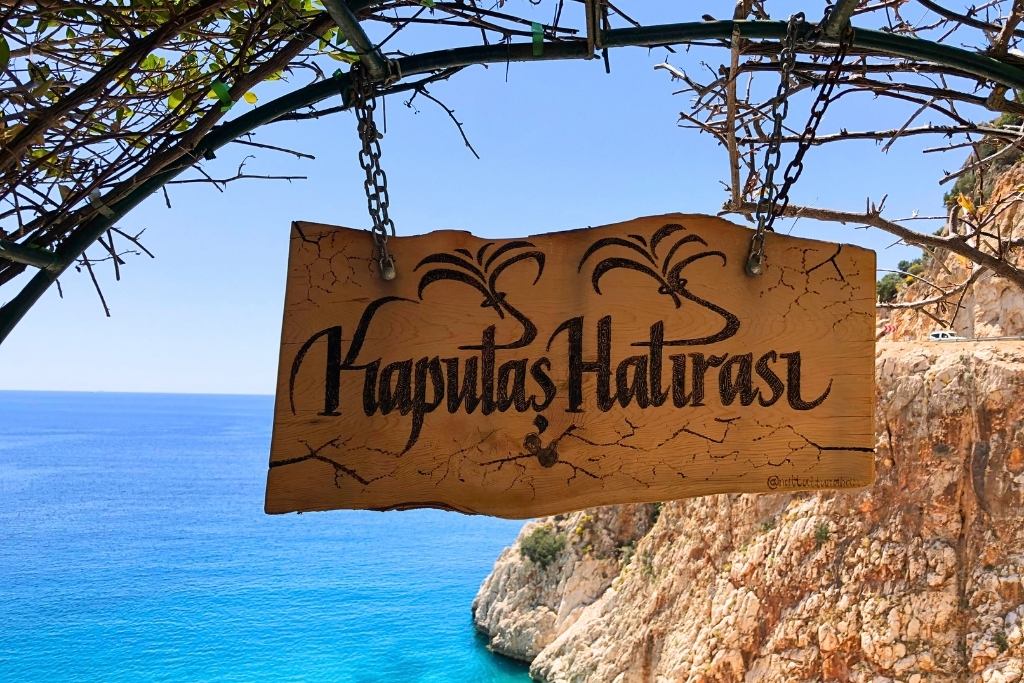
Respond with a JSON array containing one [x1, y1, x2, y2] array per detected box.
[[5, 17, 1024, 344], [604, 21, 1024, 89]]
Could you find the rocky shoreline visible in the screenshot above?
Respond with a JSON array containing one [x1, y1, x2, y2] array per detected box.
[[473, 341, 1024, 682]]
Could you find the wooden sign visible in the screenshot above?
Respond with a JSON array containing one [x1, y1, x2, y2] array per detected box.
[[266, 214, 875, 518]]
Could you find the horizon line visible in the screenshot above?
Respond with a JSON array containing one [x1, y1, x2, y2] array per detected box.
[[0, 388, 274, 398]]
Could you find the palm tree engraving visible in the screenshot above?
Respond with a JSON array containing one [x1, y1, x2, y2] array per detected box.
[[578, 223, 740, 345], [415, 240, 545, 349]]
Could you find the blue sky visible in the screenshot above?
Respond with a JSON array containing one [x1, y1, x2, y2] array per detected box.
[[0, 3, 968, 394]]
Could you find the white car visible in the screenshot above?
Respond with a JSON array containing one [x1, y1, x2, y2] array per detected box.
[[928, 329, 966, 342]]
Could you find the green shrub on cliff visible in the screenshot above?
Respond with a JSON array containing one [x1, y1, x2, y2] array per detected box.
[[877, 255, 930, 303], [815, 522, 831, 547], [520, 525, 566, 569], [876, 272, 902, 303]]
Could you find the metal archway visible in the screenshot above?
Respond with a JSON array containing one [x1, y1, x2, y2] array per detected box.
[[3, 2, 1024, 343]]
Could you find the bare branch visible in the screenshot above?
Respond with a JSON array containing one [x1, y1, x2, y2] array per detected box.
[[729, 201, 1024, 291], [877, 268, 986, 310]]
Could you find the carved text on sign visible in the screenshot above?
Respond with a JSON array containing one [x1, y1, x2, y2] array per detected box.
[[267, 214, 875, 518]]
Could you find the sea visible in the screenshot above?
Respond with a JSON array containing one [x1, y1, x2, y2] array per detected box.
[[0, 391, 531, 682]]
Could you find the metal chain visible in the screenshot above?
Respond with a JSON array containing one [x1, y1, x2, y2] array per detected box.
[[351, 64, 397, 281], [747, 10, 852, 276]]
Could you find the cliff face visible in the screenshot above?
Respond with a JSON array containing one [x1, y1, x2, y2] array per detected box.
[[473, 504, 656, 662], [885, 165, 1024, 342], [473, 341, 1024, 682]]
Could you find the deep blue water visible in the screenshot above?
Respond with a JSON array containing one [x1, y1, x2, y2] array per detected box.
[[0, 391, 530, 682]]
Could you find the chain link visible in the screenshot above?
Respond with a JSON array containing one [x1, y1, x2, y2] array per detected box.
[[747, 9, 852, 276], [351, 63, 397, 281]]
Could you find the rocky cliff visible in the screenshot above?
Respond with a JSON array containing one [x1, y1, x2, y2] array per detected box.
[[885, 165, 1024, 342], [474, 504, 657, 662], [473, 340, 1024, 682]]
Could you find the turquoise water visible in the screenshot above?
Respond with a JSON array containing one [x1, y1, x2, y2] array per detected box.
[[0, 391, 530, 682]]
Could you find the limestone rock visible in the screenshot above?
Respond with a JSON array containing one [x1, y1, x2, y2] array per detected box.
[[473, 342, 1024, 681], [471, 504, 656, 661], [883, 164, 1024, 343]]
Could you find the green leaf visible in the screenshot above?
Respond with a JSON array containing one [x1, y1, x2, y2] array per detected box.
[[27, 60, 48, 82], [167, 88, 185, 110], [420, 0, 435, 7], [27, 61, 52, 97], [101, 21, 121, 40], [0, 34, 9, 73], [327, 51, 360, 64], [208, 79, 233, 111], [140, 54, 164, 71]]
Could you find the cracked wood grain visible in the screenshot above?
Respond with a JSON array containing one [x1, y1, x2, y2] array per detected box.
[[266, 213, 876, 519]]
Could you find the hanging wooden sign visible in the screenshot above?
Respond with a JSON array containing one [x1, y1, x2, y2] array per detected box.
[[265, 214, 875, 518]]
